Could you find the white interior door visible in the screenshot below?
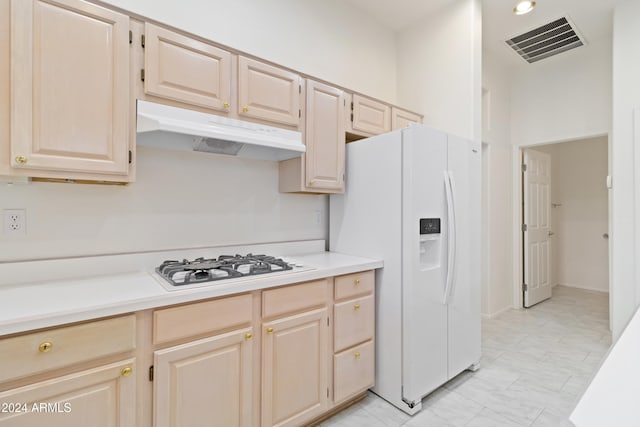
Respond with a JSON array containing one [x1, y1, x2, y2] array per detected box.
[[523, 149, 552, 307]]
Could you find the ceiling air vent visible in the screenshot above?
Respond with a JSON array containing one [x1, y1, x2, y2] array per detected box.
[[505, 17, 586, 64]]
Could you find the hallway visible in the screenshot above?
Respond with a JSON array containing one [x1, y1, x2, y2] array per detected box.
[[321, 286, 611, 426]]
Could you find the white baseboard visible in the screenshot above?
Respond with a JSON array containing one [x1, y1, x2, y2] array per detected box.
[[481, 305, 513, 319], [556, 283, 609, 294]]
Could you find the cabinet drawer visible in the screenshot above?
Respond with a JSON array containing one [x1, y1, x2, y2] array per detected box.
[[334, 295, 374, 352], [333, 340, 374, 403], [0, 315, 136, 383], [334, 271, 374, 301], [262, 279, 328, 319], [154, 294, 252, 345]]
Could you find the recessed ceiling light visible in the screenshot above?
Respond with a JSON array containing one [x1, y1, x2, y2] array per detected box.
[[513, 1, 536, 15]]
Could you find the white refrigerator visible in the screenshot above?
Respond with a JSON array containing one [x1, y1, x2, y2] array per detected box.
[[330, 124, 481, 415]]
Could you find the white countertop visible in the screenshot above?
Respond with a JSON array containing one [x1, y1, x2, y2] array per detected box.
[[570, 305, 640, 426], [0, 245, 382, 336]]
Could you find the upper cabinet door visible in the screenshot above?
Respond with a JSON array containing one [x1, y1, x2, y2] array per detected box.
[[391, 107, 423, 130], [305, 80, 345, 192], [350, 94, 391, 135], [11, 0, 130, 175], [238, 56, 302, 128], [144, 23, 232, 112]]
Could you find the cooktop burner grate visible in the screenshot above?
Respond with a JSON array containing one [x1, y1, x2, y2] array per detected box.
[[156, 254, 294, 286]]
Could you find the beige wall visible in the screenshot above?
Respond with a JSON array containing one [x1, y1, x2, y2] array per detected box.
[[536, 137, 609, 293], [103, 0, 398, 103], [1, 1, 399, 262], [481, 50, 513, 317], [397, 0, 482, 141]]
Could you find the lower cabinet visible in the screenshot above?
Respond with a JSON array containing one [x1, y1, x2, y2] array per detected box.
[[262, 308, 329, 427], [153, 327, 253, 427], [0, 359, 136, 427]]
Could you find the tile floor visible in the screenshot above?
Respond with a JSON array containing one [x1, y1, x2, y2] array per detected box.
[[320, 285, 611, 427]]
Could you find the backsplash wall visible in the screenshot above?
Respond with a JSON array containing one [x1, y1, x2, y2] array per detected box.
[[1, 147, 327, 262]]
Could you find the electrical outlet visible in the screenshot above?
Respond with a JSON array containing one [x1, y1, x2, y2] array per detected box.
[[3, 209, 26, 236]]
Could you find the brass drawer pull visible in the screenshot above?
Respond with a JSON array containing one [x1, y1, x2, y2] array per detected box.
[[354, 304, 361, 310], [38, 342, 53, 353], [266, 327, 274, 334], [354, 352, 361, 359], [15, 155, 28, 165], [223, 102, 230, 109], [121, 366, 133, 377], [242, 106, 249, 113], [355, 279, 361, 285], [245, 332, 253, 340]]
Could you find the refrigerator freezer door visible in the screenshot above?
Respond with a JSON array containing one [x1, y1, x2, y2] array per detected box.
[[446, 135, 481, 379], [401, 125, 449, 404]]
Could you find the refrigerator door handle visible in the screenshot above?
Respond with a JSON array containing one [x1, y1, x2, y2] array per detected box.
[[443, 170, 456, 305]]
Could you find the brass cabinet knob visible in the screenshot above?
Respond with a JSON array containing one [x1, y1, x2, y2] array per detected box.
[[15, 155, 28, 165], [242, 106, 249, 113], [354, 304, 361, 310], [355, 279, 361, 285], [223, 102, 230, 109], [354, 352, 361, 359], [309, 180, 315, 186], [245, 332, 253, 340], [38, 342, 53, 353], [121, 366, 133, 377], [266, 327, 274, 334]]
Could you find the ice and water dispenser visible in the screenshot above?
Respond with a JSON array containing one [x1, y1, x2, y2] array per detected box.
[[419, 218, 441, 270]]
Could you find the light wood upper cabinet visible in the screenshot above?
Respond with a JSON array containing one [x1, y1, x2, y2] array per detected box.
[[262, 308, 329, 427], [392, 107, 422, 130], [278, 79, 345, 194], [144, 23, 232, 112], [305, 80, 345, 191], [0, 359, 136, 427], [10, 0, 130, 176], [154, 328, 253, 427], [238, 56, 302, 128], [348, 94, 391, 136]]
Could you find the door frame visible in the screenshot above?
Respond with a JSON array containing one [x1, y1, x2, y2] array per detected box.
[[511, 133, 611, 312]]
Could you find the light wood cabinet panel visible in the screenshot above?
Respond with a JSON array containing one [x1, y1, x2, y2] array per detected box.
[[144, 23, 232, 112], [392, 107, 422, 130], [334, 270, 375, 301], [262, 308, 328, 427], [153, 294, 252, 345], [333, 340, 374, 403], [238, 56, 301, 127], [305, 80, 345, 191], [262, 279, 328, 319], [349, 94, 391, 136], [334, 294, 374, 353], [0, 315, 136, 383], [154, 328, 253, 427], [0, 359, 136, 427], [10, 0, 130, 176]]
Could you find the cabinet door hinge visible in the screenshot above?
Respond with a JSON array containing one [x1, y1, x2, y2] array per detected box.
[[128, 150, 132, 164], [299, 109, 301, 118], [522, 283, 528, 292], [141, 34, 146, 48], [327, 387, 329, 398], [327, 317, 329, 327], [522, 224, 528, 232], [350, 101, 354, 111], [148, 365, 154, 381], [129, 30, 132, 44], [141, 69, 145, 82], [299, 84, 301, 94], [350, 113, 354, 122], [521, 164, 527, 172]]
